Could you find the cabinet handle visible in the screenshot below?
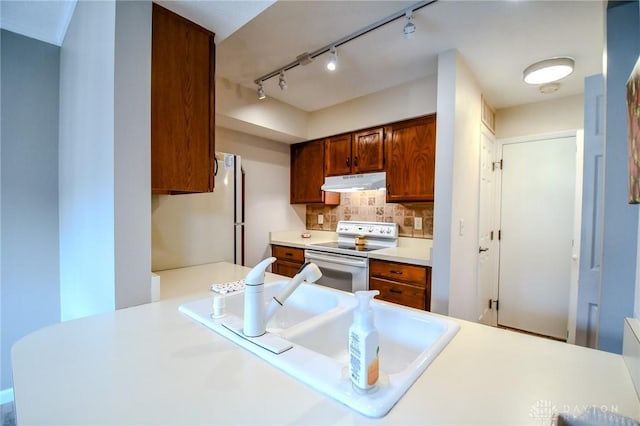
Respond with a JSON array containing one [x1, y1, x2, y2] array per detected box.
[[346, 157, 350, 167], [285, 252, 293, 257], [390, 288, 403, 294], [354, 156, 359, 167], [387, 183, 391, 194], [390, 270, 403, 275]]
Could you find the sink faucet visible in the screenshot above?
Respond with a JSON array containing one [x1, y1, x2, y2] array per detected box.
[[243, 257, 322, 337]]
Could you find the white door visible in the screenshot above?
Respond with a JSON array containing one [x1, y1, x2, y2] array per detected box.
[[498, 136, 576, 340], [477, 128, 499, 326], [576, 75, 604, 348]]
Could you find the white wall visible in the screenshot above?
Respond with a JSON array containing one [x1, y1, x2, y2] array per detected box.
[[215, 75, 438, 144], [151, 127, 305, 270], [60, 0, 152, 320], [307, 75, 438, 139], [216, 128, 306, 266], [59, 0, 116, 320], [432, 50, 483, 321], [495, 95, 584, 139], [114, 1, 152, 309], [216, 77, 309, 144]]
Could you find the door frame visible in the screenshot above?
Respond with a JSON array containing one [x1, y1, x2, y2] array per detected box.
[[477, 125, 500, 326], [496, 130, 583, 340]]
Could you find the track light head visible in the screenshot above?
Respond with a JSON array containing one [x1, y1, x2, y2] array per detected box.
[[278, 70, 287, 90], [326, 46, 337, 71], [257, 82, 266, 100], [403, 10, 415, 40]]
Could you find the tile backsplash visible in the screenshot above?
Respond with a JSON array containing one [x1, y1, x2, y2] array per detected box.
[[306, 191, 433, 238]]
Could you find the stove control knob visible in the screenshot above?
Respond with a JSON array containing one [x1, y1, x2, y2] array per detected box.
[[386, 228, 392, 234], [368, 227, 373, 233]]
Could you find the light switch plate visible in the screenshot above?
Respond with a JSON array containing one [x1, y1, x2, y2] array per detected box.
[[318, 214, 324, 225], [414, 217, 422, 230]]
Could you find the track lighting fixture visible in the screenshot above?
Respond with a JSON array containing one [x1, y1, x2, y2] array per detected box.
[[257, 82, 266, 100], [326, 47, 338, 71], [278, 70, 287, 90], [252, 0, 436, 96], [403, 10, 416, 39]]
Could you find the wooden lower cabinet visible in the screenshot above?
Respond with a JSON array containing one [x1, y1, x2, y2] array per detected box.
[[369, 259, 431, 311], [271, 245, 304, 278]]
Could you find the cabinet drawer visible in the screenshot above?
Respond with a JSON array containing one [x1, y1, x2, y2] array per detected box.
[[370, 278, 425, 310], [272, 245, 305, 263], [273, 261, 302, 278], [369, 260, 426, 286]]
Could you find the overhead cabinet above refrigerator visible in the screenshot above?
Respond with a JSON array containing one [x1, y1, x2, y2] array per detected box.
[[151, 3, 216, 194]]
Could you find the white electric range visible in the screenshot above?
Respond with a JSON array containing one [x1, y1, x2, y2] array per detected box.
[[304, 221, 398, 292]]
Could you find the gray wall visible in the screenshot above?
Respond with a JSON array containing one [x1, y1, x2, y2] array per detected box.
[[599, 1, 640, 353], [1, 30, 60, 389]]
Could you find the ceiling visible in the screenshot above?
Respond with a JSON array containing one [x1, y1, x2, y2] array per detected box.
[[216, 0, 604, 112], [1, 0, 604, 112]]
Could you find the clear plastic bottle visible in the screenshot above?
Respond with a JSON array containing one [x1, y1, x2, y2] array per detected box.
[[349, 290, 380, 393]]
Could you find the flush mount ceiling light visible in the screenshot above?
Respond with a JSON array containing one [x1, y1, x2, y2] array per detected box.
[[257, 82, 266, 100], [278, 70, 287, 90], [252, 0, 437, 96], [326, 47, 338, 71], [523, 57, 575, 85], [403, 10, 416, 39]]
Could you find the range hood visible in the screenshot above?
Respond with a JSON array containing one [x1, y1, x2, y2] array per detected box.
[[321, 172, 386, 193]]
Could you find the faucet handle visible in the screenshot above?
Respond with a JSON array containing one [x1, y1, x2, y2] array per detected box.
[[245, 257, 276, 286]]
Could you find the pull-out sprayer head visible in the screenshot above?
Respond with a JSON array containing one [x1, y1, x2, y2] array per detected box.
[[264, 262, 323, 323]]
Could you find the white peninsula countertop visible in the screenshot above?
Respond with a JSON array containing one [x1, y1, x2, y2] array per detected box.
[[12, 262, 640, 425]]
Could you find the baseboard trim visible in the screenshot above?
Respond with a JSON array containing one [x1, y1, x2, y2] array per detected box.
[[0, 387, 14, 405]]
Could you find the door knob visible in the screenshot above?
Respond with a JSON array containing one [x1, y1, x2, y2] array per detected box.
[[479, 247, 489, 253]]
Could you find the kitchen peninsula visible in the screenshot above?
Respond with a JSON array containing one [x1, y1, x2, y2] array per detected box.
[[12, 262, 640, 425]]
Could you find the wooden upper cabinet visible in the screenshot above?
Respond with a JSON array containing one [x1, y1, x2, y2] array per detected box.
[[385, 115, 436, 203], [353, 127, 385, 173], [325, 128, 384, 176], [290, 140, 339, 204], [151, 4, 215, 193], [324, 134, 352, 176]]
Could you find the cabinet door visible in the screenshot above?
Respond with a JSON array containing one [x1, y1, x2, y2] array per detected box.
[[291, 140, 325, 203], [151, 4, 215, 193], [325, 134, 353, 176], [385, 115, 436, 202], [353, 127, 384, 173]]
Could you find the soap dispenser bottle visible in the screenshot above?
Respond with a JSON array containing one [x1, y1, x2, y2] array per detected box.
[[349, 290, 380, 393]]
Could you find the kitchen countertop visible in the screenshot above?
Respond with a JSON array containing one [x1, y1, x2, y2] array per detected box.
[[271, 230, 432, 266], [12, 262, 639, 425], [270, 229, 337, 249]]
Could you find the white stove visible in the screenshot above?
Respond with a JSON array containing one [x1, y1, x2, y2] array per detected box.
[[304, 221, 398, 292], [307, 221, 399, 257]]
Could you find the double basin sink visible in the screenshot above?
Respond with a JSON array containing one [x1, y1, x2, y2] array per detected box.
[[179, 280, 460, 418]]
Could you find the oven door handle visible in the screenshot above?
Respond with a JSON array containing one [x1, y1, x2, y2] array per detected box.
[[304, 251, 368, 268]]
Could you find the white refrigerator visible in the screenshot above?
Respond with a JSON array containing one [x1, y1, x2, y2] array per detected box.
[[151, 152, 245, 271]]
